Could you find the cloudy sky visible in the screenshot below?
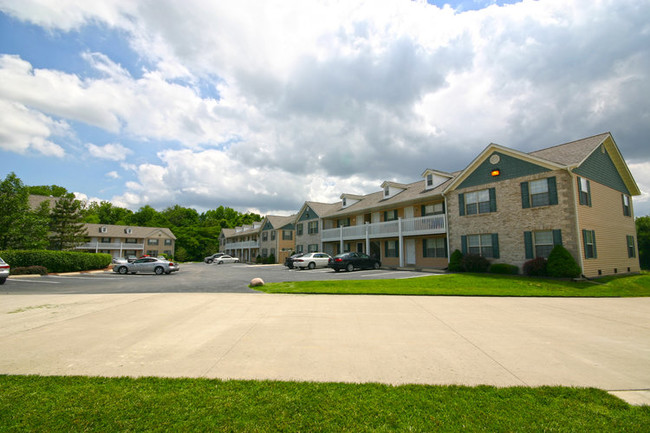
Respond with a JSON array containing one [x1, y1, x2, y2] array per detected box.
[[1, 0, 649, 217]]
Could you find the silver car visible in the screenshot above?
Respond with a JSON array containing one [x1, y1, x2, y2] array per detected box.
[[213, 254, 239, 264], [113, 257, 179, 275], [293, 252, 332, 270], [0, 257, 9, 284]]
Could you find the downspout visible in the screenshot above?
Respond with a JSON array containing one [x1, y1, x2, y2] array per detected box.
[[398, 217, 404, 268], [444, 195, 450, 266], [569, 168, 586, 276]]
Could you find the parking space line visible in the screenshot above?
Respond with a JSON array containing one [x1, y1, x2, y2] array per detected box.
[[6, 279, 60, 284], [49, 276, 118, 280]]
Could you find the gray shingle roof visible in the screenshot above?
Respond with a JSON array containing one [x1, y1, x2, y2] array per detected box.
[[84, 223, 176, 239], [528, 132, 610, 166]]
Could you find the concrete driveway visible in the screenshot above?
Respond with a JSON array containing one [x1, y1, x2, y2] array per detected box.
[[1, 293, 648, 405]]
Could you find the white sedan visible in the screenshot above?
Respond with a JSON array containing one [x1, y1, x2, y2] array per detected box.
[[214, 254, 240, 264], [293, 252, 331, 270]]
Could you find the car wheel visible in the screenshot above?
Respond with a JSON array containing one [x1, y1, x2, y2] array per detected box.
[[118, 266, 128, 274], [0, 278, 5, 285], [154, 266, 164, 275], [218, 261, 223, 264], [308, 262, 315, 270], [334, 268, 340, 272], [373, 262, 380, 269], [346, 263, 354, 272], [165, 271, 171, 275], [207, 259, 213, 264], [235, 259, 239, 263]]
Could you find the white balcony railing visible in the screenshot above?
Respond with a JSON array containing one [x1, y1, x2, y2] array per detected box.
[[75, 242, 145, 251], [321, 214, 446, 242], [225, 240, 260, 250]]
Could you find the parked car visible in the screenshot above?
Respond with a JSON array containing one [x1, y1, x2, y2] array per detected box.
[[112, 257, 128, 264], [284, 253, 304, 269], [213, 254, 239, 264], [0, 257, 9, 285], [328, 252, 381, 272], [126, 255, 137, 263], [113, 257, 179, 275], [293, 253, 332, 270], [204, 253, 225, 264]]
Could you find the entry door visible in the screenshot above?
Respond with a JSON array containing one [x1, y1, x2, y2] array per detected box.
[[404, 206, 414, 219], [405, 239, 416, 265]]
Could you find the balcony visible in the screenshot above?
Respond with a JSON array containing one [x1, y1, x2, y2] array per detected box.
[[321, 214, 446, 242], [225, 240, 260, 250], [75, 242, 145, 251]]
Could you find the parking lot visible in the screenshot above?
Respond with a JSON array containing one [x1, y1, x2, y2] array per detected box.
[[1, 262, 433, 295]]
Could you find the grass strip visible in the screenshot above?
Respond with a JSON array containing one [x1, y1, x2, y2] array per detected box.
[[1, 375, 649, 432], [256, 272, 650, 297]]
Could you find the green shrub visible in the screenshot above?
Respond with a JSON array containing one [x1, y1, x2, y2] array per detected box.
[[489, 263, 519, 275], [448, 249, 464, 272], [266, 254, 276, 264], [11, 266, 48, 275], [0, 250, 112, 273], [523, 257, 547, 276], [461, 254, 490, 273], [546, 245, 582, 278], [256, 255, 262, 264]]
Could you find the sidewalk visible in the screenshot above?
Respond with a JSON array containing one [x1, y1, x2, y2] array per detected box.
[[0, 293, 648, 405]]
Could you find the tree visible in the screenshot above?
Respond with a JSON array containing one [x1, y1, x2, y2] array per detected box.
[[83, 201, 133, 225], [49, 196, 87, 250], [26, 184, 70, 197], [546, 245, 581, 278], [637, 216, 650, 270]]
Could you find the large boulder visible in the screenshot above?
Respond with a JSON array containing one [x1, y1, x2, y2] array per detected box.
[[250, 277, 265, 287]]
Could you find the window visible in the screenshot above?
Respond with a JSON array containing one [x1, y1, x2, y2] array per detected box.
[[262, 248, 268, 257], [578, 177, 591, 206], [582, 230, 597, 259], [101, 237, 111, 243], [338, 218, 350, 227], [282, 230, 292, 240], [308, 221, 319, 234], [125, 238, 137, 244], [462, 234, 499, 258], [271, 231, 276, 241], [423, 238, 447, 258], [385, 240, 399, 257], [296, 245, 304, 253], [270, 248, 276, 257], [622, 194, 631, 217], [164, 239, 172, 246], [100, 227, 107, 233], [627, 235, 636, 258], [521, 177, 558, 208], [384, 186, 390, 197], [384, 210, 398, 221], [148, 239, 159, 245], [296, 223, 303, 236], [422, 203, 444, 216], [146, 250, 157, 256], [426, 174, 433, 187], [459, 188, 496, 216], [524, 230, 562, 259], [163, 250, 172, 256], [308, 244, 318, 253], [262, 232, 268, 242], [125, 228, 132, 234], [342, 198, 347, 207]]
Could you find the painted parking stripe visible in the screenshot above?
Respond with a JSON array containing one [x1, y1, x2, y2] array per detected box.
[[7, 278, 60, 284], [49, 275, 118, 280]]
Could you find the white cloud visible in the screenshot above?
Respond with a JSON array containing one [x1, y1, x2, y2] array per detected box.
[[0, 99, 66, 157], [86, 142, 132, 161], [1, 0, 649, 214], [106, 171, 120, 179]]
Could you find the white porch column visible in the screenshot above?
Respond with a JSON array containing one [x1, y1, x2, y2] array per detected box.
[[398, 217, 404, 268], [339, 226, 344, 253], [365, 222, 370, 255]]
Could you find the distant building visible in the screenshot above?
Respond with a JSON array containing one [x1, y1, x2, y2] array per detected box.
[[76, 224, 176, 259]]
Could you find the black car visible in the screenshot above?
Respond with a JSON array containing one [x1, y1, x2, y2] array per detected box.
[[328, 252, 381, 272], [284, 253, 304, 269]]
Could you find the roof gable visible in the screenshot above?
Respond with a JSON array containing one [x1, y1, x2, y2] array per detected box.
[[573, 139, 632, 195], [446, 144, 559, 192]]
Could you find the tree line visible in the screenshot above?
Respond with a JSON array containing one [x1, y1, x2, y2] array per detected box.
[[0, 172, 261, 262]]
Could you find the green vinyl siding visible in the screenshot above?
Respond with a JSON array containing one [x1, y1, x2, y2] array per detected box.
[[573, 144, 630, 195], [457, 152, 551, 189], [298, 207, 318, 221]]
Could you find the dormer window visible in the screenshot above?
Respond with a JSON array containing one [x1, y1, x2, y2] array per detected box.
[[99, 226, 107, 233], [384, 186, 390, 197], [342, 198, 347, 207], [124, 228, 132, 234], [427, 174, 433, 187]]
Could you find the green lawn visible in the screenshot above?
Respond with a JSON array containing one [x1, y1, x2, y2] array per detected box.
[[1, 376, 648, 432], [256, 272, 650, 297]]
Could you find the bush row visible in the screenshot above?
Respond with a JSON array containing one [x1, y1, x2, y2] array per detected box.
[[0, 250, 112, 274], [448, 244, 581, 278]]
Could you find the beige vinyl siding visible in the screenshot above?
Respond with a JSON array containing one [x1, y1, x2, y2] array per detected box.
[[575, 177, 640, 277]]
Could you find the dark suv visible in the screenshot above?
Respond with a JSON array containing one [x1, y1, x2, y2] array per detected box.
[[328, 252, 381, 272]]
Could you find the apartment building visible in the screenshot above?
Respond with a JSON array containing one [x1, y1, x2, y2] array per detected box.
[[219, 222, 262, 262], [445, 132, 640, 277], [294, 201, 340, 254], [77, 224, 176, 259], [258, 215, 296, 264]]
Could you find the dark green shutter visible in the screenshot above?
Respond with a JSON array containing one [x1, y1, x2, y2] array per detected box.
[[491, 233, 499, 259], [552, 229, 562, 246], [421, 205, 426, 216], [383, 212, 387, 222], [592, 230, 597, 258], [422, 239, 427, 257], [442, 202, 446, 213], [524, 231, 533, 259], [459, 194, 465, 216], [489, 188, 497, 212], [582, 229, 588, 258], [622, 195, 626, 216], [548, 177, 558, 205], [521, 182, 530, 209], [461, 235, 467, 255], [586, 180, 592, 207]]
